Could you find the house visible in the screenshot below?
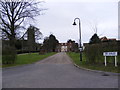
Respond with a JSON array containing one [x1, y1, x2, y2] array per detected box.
[[83, 37, 117, 51], [61, 43, 68, 52], [100, 36, 116, 42], [56, 40, 79, 52]]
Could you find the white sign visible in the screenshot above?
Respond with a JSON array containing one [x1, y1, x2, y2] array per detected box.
[[103, 52, 117, 56], [103, 52, 118, 67], [79, 48, 83, 51]]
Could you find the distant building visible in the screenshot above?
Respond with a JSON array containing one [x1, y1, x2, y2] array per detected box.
[[83, 37, 117, 50], [56, 43, 68, 52], [100, 37, 108, 42], [56, 40, 79, 52], [61, 43, 68, 52], [100, 36, 116, 42]]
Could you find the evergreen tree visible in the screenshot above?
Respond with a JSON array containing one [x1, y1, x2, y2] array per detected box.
[[89, 33, 101, 44], [43, 34, 59, 52]]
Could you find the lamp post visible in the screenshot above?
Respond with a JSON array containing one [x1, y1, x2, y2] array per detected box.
[[73, 18, 82, 61]]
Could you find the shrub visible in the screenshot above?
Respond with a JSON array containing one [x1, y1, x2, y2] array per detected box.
[[84, 44, 101, 64], [84, 41, 119, 64], [2, 45, 17, 64]]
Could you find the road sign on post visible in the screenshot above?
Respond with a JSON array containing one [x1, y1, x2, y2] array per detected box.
[[103, 52, 118, 67]]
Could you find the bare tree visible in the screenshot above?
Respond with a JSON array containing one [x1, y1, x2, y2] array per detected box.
[[0, 0, 44, 46], [89, 21, 104, 37], [89, 22, 98, 34]]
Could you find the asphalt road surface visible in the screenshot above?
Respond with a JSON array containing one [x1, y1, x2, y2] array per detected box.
[[3, 52, 118, 88]]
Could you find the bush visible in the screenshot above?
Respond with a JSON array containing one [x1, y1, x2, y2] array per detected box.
[[2, 46, 17, 64], [84, 41, 119, 64], [84, 44, 101, 64], [16, 50, 40, 54]]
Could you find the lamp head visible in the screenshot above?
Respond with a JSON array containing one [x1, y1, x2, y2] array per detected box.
[[73, 22, 77, 25]]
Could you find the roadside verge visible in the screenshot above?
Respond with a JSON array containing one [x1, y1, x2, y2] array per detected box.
[[3, 52, 57, 69], [67, 52, 119, 76]]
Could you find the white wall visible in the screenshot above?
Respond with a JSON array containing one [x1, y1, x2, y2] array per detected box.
[[118, 1, 120, 40], [61, 46, 67, 52]]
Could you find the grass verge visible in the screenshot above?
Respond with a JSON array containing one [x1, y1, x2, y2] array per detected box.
[[3, 52, 56, 68], [67, 52, 119, 73]]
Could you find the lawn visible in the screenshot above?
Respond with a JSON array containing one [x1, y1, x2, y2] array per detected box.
[[3, 52, 56, 68], [67, 52, 119, 73]]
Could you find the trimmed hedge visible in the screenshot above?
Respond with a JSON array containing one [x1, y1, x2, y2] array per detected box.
[[16, 50, 40, 54], [84, 41, 120, 64], [2, 46, 17, 64]]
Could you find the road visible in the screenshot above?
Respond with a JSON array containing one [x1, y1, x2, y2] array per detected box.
[[3, 52, 118, 88]]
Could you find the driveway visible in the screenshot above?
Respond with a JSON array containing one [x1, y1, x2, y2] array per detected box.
[[2, 52, 118, 88]]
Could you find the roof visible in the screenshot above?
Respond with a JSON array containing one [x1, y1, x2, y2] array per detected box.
[[100, 36, 116, 41]]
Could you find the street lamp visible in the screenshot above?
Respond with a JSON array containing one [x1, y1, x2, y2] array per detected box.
[[73, 18, 82, 61]]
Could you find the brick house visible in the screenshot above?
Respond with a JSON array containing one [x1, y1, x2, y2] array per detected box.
[[56, 40, 79, 52]]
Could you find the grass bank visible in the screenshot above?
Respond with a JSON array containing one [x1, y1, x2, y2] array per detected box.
[[67, 52, 119, 73], [3, 52, 56, 68]]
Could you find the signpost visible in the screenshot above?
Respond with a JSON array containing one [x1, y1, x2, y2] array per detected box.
[[103, 52, 118, 67]]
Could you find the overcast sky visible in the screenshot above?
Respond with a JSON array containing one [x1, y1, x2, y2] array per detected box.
[[30, 0, 118, 43]]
